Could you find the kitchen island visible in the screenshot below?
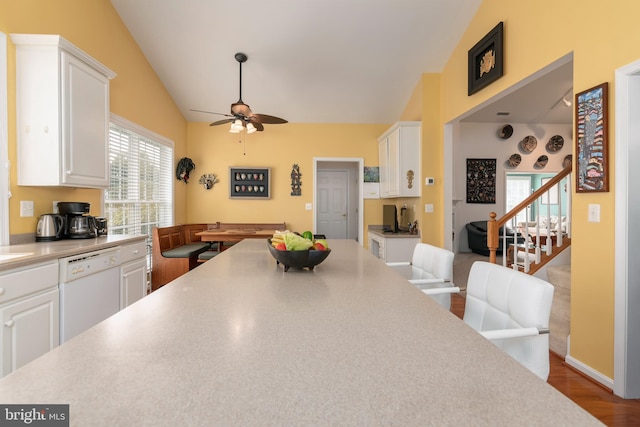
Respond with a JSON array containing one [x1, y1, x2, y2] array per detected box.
[[0, 240, 600, 426]]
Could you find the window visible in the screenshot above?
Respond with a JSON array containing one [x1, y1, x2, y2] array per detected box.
[[105, 114, 174, 268], [505, 174, 531, 225]]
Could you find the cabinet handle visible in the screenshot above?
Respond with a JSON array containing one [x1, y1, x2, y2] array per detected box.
[[5, 320, 14, 327], [133, 250, 139, 254], [0, 288, 4, 295]]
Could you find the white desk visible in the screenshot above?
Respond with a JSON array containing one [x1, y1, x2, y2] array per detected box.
[[0, 240, 600, 426]]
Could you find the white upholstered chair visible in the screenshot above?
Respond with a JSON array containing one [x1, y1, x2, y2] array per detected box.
[[462, 261, 555, 381], [386, 243, 459, 309]]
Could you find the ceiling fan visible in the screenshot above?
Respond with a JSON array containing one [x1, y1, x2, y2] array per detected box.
[[191, 52, 287, 133]]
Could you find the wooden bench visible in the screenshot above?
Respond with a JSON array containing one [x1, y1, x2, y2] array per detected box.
[[151, 222, 287, 291], [151, 224, 211, 291]]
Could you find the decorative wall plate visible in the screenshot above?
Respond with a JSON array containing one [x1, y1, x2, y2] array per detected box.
[[499, 124, 513, 139], [535, 155, 549, 168], [546, 135, 564, 152], [507, 153, 521, 168], [563, 154, 573, 168], [519, 135, 537, 153]]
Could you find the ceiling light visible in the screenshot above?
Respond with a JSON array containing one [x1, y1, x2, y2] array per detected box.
[[246, 122, 257, 134], [562, 97, 572, 107], [229, 119, 244, 133]]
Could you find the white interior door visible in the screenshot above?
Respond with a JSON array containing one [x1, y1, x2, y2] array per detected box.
[[317, 170, 348, 238]]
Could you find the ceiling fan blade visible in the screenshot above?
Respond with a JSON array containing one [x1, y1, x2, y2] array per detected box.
[[209, 118, 234, 127], [190, 108, 233, 118], [251, 113, 288, 124]]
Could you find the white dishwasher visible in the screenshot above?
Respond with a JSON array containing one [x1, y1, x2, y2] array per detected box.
[[59, 247, 121, 343]]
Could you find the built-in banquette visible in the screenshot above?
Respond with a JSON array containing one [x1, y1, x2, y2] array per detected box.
[[151, 222, 286, 291]]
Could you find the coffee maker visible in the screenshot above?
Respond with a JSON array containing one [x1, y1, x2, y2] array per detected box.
[[57, 202, 97, 239]]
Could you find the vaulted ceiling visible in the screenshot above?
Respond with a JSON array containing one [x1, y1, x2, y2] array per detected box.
[[110, 0, 572, 126]]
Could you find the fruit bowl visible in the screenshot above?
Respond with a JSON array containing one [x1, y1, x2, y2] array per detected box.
[[267, 240, 331, 272]]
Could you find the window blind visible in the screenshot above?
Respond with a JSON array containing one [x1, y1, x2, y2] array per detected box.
[[105, 114, 174, 268]]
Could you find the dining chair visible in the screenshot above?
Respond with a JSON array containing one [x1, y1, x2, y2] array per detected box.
[[461, 261, 555, 381], [386, 243, 459, 309]]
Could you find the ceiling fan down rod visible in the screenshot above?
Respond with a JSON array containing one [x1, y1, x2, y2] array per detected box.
[[235, 52, 247, 104]]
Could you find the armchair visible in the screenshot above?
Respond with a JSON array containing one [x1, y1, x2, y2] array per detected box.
[[386, 243, 459, 309], [463, 261, 554, 380], [466, 220, 524, 256]]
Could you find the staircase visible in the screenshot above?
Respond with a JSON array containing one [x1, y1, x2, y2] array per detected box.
[[487, 164, 572, 357]]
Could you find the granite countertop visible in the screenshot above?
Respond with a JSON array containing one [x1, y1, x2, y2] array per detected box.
[[368, 226, 420, 238], [0, 235, 147, 272], [0, 239, 601, 426]]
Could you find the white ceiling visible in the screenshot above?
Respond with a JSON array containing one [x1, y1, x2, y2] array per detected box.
[[109, 0, 572, 126]]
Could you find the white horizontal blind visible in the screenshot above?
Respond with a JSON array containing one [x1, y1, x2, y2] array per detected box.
[[105, 114, 174, 268]]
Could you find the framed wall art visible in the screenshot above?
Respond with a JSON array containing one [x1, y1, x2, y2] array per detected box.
[[466, 158, 496, 204], [468, 22, 504, 96], [575, 82, 609, 192], [229, 167, 271, 199]]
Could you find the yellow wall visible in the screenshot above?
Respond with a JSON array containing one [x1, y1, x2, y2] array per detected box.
[[186, 122, 387, 241], [432, 0, 640, 379], [0, 0, 188, 234]]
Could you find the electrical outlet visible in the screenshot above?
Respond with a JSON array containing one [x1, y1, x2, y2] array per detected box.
[[425, 204, 434, 213], [53, 201, 60, 213], [305, 203, 312, 211]]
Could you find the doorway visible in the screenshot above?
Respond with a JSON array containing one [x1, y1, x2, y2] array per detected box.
[[614, 59, 640, 398], [313, 158, 363, 244]]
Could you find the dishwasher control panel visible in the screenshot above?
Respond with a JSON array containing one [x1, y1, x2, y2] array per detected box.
[[59, 248, 121, 282]]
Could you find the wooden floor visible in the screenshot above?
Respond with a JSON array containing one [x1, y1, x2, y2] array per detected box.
[[450, 294, 640, 426]]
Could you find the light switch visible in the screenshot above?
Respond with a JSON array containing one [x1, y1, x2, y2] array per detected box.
[[425, 204, 434, 213], [305, 203, 312, 211], [588, 204, 600, 223], [20, 200, 34, 217]]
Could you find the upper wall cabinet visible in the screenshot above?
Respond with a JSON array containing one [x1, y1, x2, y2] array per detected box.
[[378, 121, 421, 198], [11, 34, 116, 188]]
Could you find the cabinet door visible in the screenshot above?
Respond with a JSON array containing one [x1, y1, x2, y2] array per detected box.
[[61, 51, 110, 187], [1, 288, 59, 377], [120, 259, 147, 309], [378, 139, 389, 197], [387, 128, 400, 197]]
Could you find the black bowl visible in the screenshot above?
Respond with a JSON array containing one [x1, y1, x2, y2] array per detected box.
[[267, 240, 331, 271]]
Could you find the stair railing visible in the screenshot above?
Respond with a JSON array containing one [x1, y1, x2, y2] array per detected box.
[[487, 165, 572, 273]]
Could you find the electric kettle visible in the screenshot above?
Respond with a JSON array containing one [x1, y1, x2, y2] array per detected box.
[[36, 214, 64, 242]]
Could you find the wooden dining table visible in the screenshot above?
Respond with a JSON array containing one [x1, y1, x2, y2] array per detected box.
[[196, 228, 276, 250], [0, 239, 601, 426]]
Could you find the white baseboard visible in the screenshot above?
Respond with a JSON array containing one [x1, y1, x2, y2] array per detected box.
[[565, 354, 614, 390]]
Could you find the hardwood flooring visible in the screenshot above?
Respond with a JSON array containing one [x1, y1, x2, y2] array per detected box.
[[450, 294, 640, 426]]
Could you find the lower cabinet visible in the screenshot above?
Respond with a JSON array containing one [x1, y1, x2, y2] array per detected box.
[[0, 262, 59, 377], [119, 240, 148, 309], [120, 258, 147, 309], [368, 231, 420, 263]]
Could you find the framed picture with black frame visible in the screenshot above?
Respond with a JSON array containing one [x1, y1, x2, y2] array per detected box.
[[229, 167, 271, 199], [466, 158, 496, 204], [468, 22, 504, 96], [575, 82, 609, 192]]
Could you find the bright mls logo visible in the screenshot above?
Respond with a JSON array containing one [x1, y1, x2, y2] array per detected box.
[[0, 405, 68, 426]]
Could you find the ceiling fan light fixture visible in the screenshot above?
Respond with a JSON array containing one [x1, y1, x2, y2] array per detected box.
[[246, 122, 257, 134], [230, 119, 244, 133]]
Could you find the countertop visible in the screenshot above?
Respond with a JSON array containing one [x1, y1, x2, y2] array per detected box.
[[368, 227, 420, 238], [0, 235, 147, 272], [0, 239, 601, 426]]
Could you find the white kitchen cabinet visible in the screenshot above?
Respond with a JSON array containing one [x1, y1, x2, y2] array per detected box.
[[0, 261, 59, 377], [120, 241, 148, 309], [378, 122, 421, 198], [368, 230, 420, 263], [11, 34, 116, 188]]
